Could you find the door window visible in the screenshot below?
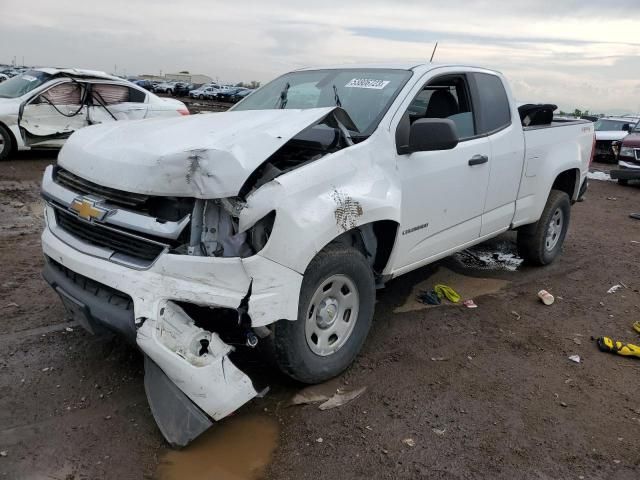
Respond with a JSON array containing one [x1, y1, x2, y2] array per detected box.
[[404, 74, 476, 141], [40, 82, 84, 105], [91, 84, 146, 105], [471, 73, 511, 134]]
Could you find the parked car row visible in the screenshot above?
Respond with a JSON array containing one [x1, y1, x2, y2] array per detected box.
[[129, 79, 255, 102], [593, 116, 639, 162]]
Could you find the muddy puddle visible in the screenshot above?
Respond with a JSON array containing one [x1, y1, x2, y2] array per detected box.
[[395, 266, 510, 313], [453, 240, 523, 271], [156, 414, 279, 480]]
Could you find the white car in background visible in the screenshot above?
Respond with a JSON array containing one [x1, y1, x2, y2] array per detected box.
[[594, 116, 639, 162], [0, 68, 190, 160]]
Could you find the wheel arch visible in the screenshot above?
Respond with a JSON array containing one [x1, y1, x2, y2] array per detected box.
[[551, 168, 581, 203], [317, 220, 399, 281]]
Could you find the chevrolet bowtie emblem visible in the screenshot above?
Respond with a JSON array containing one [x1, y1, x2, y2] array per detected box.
[[69, 197, 109, 222]]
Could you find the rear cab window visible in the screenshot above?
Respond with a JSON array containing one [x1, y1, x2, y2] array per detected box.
[[470, 73, 511, 134]]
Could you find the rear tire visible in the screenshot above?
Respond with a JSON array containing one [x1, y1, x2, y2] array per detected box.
[[517, 190, 571, 266], [0, 124, 14, 161], [270, 244, 375, 384], [618, 179, 629, 186]]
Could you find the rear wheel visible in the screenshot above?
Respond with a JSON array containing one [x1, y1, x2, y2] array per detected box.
[[517, 190, 571, 265], [270, 244, 375, 384], [199, 94, 204, 100], [618, 179, 629, 186], [0, 124, 14, 161]]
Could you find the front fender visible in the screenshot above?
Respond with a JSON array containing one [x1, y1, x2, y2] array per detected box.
[[241, 136, 401, 274]]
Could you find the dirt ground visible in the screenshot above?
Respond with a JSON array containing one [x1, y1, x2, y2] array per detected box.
[[1, 156, 639, 480]]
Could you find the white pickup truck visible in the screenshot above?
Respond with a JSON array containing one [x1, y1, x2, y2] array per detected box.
[[40, 63, 594, 445]]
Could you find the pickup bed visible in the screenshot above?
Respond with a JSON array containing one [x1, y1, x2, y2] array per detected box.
[[40, 63, 594, 446]]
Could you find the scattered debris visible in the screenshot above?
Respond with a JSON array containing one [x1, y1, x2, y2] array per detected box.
[[432, 427, 446, 436], [315, 437, 323, 443], [568, 355, 581, 363], [573, 338, 582, 345], [560, 402, 568, 407], [430, 357, 448, 362], [607, 284, 623, 294], [0, 451, 7, 457], [4, 302, 18, 308], [511, 311, 521, 320], [463, 299, 478, 309], [402, 438, 416, 447], [538, 290, 555, 305], [417, 290, 441, 305], [630, 213, 640, 221], [606, 197, 617, 201], [631, 241, 639, 245], [586, 171, 612, 182], [434, 284, 461, 303], [597, 336, 640, 358], [65, 327, 74, 332], [292, 383, 366, 411], [41, 367, 50, 372], [318, 387, 367, 411]]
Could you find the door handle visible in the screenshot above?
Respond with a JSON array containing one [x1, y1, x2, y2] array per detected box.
[[468, 154, 489, 166]]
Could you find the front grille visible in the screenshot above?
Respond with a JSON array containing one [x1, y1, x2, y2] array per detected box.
[[55, 208, 167, 262], [54, 168, 150, 209]]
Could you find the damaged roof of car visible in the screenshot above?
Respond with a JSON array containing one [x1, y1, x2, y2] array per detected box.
[[30, 67, 122, 81]]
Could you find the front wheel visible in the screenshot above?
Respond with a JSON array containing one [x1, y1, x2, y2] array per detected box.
[[517, 189, 571, 265], [270, 244, 375, 384]]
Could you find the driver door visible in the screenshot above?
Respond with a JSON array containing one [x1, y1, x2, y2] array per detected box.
[[393, 73, 491, 271], [19, 81, 89, 148]]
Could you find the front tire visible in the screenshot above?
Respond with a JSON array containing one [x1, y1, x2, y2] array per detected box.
[[0, 124, 14, 161], [270, 244, 375, 384], [517, 189, 571, 265]]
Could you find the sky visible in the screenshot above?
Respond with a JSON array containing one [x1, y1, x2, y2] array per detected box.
[[1, 0, 640, 113]]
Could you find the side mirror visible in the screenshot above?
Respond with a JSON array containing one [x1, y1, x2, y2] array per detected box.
[[402, 118, 459, 154], [622, 124, 631, 131]]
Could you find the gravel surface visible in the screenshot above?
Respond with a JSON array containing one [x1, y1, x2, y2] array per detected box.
[[1, 156, 639, 479]]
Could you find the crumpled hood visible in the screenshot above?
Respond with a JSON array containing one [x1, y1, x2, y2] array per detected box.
[[595, 130, 629, 142], [58, 107, 338, 198]]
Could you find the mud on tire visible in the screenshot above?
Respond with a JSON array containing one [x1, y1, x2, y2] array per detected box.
[[270, 244, 375, 384], [517, 189, 571, 265]]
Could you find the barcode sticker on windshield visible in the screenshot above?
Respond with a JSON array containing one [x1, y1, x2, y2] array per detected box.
[[344, 79, 390, 90]]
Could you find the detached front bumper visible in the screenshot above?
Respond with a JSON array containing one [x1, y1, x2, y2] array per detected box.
[[42, 205, 302, 445]]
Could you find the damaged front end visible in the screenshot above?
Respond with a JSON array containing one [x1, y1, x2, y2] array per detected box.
[[42, 106, 359, 447]]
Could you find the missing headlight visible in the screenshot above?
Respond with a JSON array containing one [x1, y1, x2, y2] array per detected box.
[[185, 199, 275, 258]]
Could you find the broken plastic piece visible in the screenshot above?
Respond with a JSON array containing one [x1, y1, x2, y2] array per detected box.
[[144, 355, 213, 448]]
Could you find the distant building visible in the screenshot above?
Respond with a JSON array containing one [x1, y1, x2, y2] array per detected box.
[[137, 73, 214, 85], [164, 73, 213, 85]]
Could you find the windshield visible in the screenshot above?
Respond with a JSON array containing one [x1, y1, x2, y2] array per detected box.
[[232, 69, 413, 135], [0, 70, 52, 98], [594, 119, 636, 131]]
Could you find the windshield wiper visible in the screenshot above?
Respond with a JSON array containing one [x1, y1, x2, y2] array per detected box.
[[278, 82, 290, 109], [333, 84, 342, 108]]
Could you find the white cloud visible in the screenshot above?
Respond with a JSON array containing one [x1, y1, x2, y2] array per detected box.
[[0, 0, 639, 112]]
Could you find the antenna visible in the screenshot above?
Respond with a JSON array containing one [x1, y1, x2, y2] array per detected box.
[[429, 42, 439, 63]]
